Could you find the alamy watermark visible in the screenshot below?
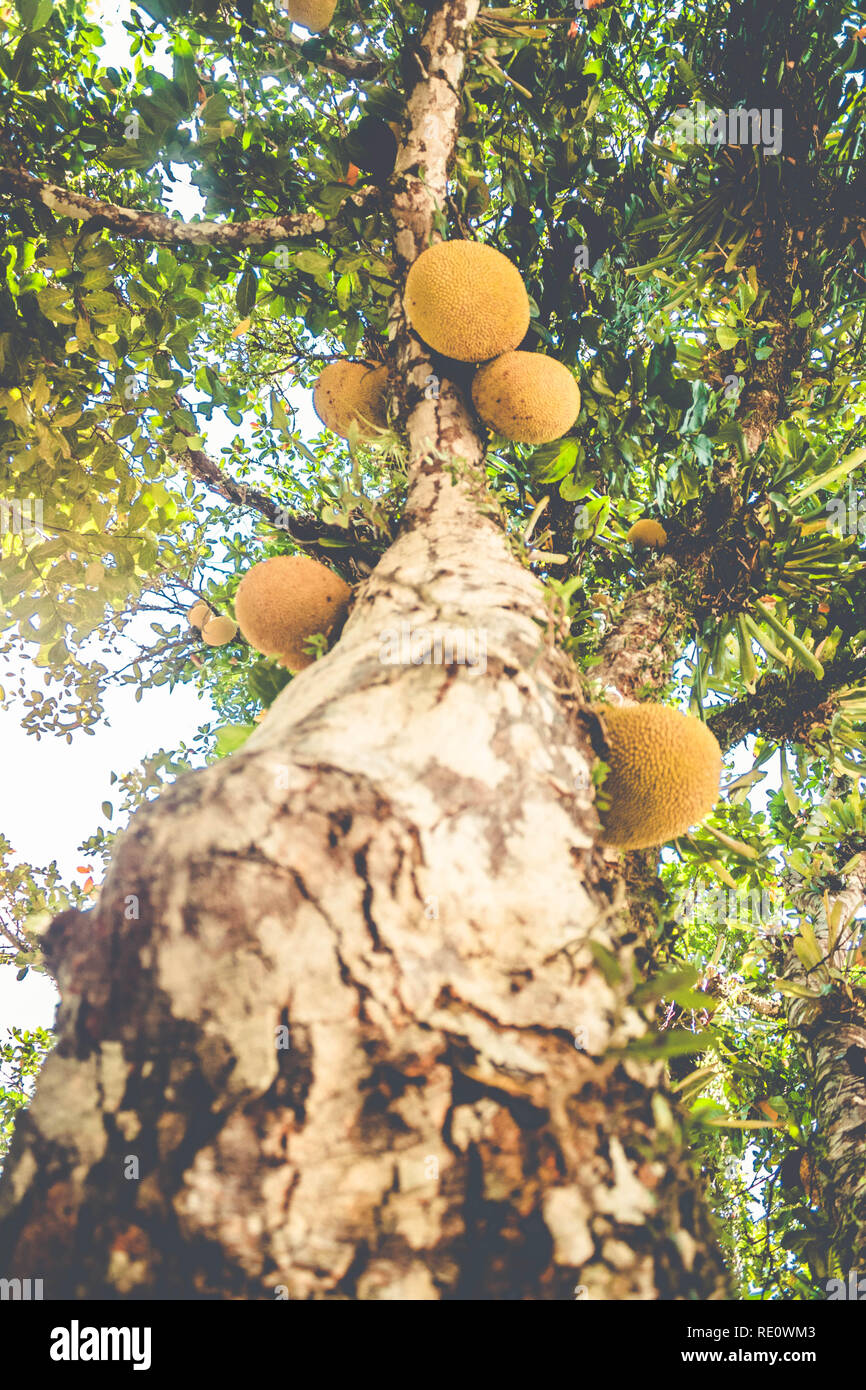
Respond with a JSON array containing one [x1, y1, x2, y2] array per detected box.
[[379, 623, 487, 674], [664, 102, 782, 155], [824, 484, 866, 538], [0, 1276, 43, 1300], [0, 498, 44, 536], [49, 1321, 151, 1370], [827, 1270, 866, 1300], [674, 886, 779, 930]]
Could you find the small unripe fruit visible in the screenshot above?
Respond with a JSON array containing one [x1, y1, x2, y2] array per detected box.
[[187, 600, 212, 629], [201, 615, 238, 646], [626, 519, 667, 550]]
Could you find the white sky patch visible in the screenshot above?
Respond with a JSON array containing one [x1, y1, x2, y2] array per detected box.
[[2, 10, 216, 1038]]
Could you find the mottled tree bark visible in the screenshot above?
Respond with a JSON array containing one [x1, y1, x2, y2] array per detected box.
[[0, 167, 378, 248], [596, 557, 687, 699], [0, 0, 728, 1300], [783, 856, 866, 1273]]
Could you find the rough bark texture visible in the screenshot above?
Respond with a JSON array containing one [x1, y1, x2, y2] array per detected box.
[[783, 857, 866, 1272], [0, 457, 727, 1298], [596, 558, 687, 700], [0, 0, 729, 1300], [0, 166, 376, 248], [708, 652, 865, 754]]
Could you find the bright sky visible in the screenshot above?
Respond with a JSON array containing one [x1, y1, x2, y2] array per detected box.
[[1, 1, 213, 1036], [1, 1, 329, 1040]]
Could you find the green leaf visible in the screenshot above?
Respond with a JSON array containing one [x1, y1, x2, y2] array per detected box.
[[293, 249, 331, 279], [588, 939, 623, 986], [752, 600, 824, 679], [213, 723, 257, 757], [236, 267, 258, 317], [779, 748, 800, 814], [18, 0, 53, 30], [172, 36, 199, 113], [789, 447, 866, 509], [532, 438, 579, 484]]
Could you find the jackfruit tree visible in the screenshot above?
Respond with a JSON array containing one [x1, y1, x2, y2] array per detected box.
[[1, 0, 866, 1303]]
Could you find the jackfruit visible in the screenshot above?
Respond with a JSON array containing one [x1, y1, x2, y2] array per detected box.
[[201, 615, 238, 646], [187, 600, 213, 629], [404, 240, 530, 362], [313, 360, 388, 439], [627, 519, 668, 550], [595, 702, 722, 850], [471, 351, 580, 443], [287, 0, 336, 33], [234, 555, 351, 670]]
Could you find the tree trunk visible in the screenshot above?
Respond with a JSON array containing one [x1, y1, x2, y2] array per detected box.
[[783, 856, 866, 1273], [0, 410, 729, 1298], [0, 0, 728, 1301]]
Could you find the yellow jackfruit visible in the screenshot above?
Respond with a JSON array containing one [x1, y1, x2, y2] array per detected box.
[[404, 240, 530, 362], [287, 0, 336, 33], [313, 360, 388, 439], [187, 600, 213, 629], [626, 519, 668, 550], [471, 351, 580, 443], [595, 703, 722, 850], [234, 555, 351, 670], [201, 615, 238, 646]]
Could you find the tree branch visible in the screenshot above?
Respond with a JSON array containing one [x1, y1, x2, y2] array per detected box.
[[595, 559, 688, 699], [270, 23, 383, 80], [174, 437, 382, 571], [708, 650, 866, 753], [0, 166, 377, 248], [780, 854, 866, 1268]]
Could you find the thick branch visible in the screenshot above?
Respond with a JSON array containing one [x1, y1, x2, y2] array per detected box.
[[0, 166, 376, 248], [272, 24, 383, 80], [708, 650, 866, 753]]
